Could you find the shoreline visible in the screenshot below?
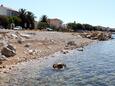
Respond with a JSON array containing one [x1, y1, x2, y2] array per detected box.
[[0, 40, 96, 73], [0, 31, 96, 73]]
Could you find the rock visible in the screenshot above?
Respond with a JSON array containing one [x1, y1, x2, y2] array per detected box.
[[1, 44, 16, 57], [17, 39, 23, 44], [77, 35, 82, 38], [11, 34, 18, 39], [79, 31, 112, 41], [53, 63, 66, 69], [86, 35, 91, 38], [28, 49, 38, 55], [61, 50, 69, 54], [28, 49, 34, 55], [20, 34, 30, 39], [0, 61, 2, 65], [67, 41, 76, 46], [7, 44, 16, 51], [77, 48, 83, 51], [0, 54, 7, 61], [17, 38, 25, 44], [24, 43, 31, 47]]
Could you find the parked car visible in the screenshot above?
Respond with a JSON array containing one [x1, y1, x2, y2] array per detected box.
[[14, 26, 22, 30], [46, 28, 53, 31]]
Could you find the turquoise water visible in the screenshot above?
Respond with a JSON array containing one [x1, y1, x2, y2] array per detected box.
[[1, 35, 115, 86]]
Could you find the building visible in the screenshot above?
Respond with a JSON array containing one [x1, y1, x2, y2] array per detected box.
[[47, 18, 63, 28], [0, 5, 18, 16]]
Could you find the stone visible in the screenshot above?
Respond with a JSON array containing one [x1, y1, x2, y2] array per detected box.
[[11, 34, 18, 39], [77, 48, 83, 51], [28, 49, 38, 55], [0, 54, 7, 61], [0, 61, 2, 65], [17, 38, 25, 44], [79, 31, 112, 41], [61, 50, 69, 54], [1, 44, 16, 57], [53, 63, 66, 69], [17, 39, 23, 44], [67, 41, 76, 46], [86, 35, 91, 38], [24, 43, 31, 47], [28, 49, 34, 55], [20, 34, 30, 39]]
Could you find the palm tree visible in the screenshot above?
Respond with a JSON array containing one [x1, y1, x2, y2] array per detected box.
[[40, 15, 48, 23], [37, 15, 49, 30], [26, 11, 35, 29], [19, 9, 27, 28]]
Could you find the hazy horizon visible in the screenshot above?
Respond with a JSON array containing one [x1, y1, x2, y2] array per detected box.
[[0, 0, 115, 28]]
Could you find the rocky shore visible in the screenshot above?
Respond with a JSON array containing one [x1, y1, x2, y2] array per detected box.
[[79, 31, 112, 41], [0, 30, 111, 73]]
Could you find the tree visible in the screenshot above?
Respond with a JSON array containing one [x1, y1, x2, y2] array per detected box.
[[26, 11, 35, 29], [82, 24, 93, 31], [76, 23, 83, 30], [13, 16, 22, 26], [19, 9, 27, 28], [8, 16, 21, 29], [67, 22, 77, 31], [40, 15, 48, 22], [19, 9, 35, 29], [0, 15, 9, 29], [37, 22, 49, 30], [37, 15, 49, 30]]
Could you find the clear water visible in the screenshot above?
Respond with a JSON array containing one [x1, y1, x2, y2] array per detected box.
[[1, 35, 115, 86]]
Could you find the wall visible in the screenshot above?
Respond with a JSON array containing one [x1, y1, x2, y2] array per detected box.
[[0, 6, 7, 16]]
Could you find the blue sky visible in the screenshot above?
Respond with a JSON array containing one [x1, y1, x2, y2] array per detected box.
[[0, 0, 115, 27]]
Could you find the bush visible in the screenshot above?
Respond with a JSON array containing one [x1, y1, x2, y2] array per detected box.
[[37, 22, 49, 30]]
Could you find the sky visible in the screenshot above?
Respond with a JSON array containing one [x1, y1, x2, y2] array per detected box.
[[0, 0, 115, 28]]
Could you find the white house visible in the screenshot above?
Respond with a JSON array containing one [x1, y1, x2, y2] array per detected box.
[[0, 5, 18, 16]]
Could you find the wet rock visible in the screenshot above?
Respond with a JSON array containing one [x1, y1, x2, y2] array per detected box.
[[77, 48, 83, 51], [1, 44, 16, 57], [53, 63, 66, 69]]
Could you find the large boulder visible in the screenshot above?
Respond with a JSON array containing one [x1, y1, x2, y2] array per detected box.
[[1, 44, 16, 57]]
